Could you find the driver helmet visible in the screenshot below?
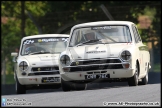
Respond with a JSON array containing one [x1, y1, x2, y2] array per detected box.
[[25, 43, 36, 54], [83, 31, 96, 41]]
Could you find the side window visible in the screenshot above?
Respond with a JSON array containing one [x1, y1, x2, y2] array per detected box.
[[69, 29, 79, 46], [132, 25, 139, 43], [134, 26, 142, 42]]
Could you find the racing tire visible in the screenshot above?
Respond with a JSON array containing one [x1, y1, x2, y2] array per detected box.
[[53, 84, 61, 89], [138, 65, 149, 85], [15, 75, 26, 94], [128, 63, 139, 86], [74, 83, 87, 91], [61, 78, 71, 92]]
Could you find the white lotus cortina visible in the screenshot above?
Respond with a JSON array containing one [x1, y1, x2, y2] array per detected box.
[[59, 21, 151, 91], [11, 34, 69, 94]]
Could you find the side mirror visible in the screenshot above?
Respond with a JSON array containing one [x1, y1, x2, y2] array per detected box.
[[11, 52, 18, 57], [12, 57, 17, 62], [11, 52, 18, 62]]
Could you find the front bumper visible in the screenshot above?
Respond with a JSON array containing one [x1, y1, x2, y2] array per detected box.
[[17, 74, 61, 85], [61, 69, 134, 82]]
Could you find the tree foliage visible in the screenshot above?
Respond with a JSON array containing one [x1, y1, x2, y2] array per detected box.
[[1, 1, 50, 73]]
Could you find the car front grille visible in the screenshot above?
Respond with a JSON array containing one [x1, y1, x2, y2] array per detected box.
[[28, 72, 59, 76], [30, 66, 59, 76], [70, 58, 121, 66], [69, 64, 123, 72], [32, 67, 59, 72]]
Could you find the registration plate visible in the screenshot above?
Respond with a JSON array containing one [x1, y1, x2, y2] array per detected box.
[[85, 74, 110, 79], [41, 77, 60, 83]]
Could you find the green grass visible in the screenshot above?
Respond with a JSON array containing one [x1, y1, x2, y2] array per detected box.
[[153, 63, 161, 72]]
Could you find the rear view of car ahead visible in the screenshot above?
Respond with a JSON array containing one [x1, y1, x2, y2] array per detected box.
[[59, 21, 151, 92], [11, 34, 69, 94]]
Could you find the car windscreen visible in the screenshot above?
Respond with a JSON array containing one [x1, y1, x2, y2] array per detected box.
[[21, 37, 68, 55], [69, 25, 132, 47]]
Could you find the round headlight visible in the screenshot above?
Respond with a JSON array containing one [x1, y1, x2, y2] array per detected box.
[[19, 61, 28, 71], [60, 55, 71, 66], [121, 50, 131, 61]]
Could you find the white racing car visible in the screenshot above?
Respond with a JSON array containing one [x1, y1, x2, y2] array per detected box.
[[59, 21, 151, 91], [11, 34, 69, 94]]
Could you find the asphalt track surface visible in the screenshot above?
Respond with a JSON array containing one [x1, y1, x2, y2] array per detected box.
[[2, 83, 161, 106]]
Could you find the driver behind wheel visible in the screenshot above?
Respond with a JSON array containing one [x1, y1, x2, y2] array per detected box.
[[76, 31, 97, 45], [84, 32, 96, 41], [25, 43, 45, 54], [25, 43, 36, 54]]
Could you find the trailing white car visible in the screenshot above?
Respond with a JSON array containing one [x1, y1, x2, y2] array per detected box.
[[59, 21, 151, 91], [11, 34, 69, 94]]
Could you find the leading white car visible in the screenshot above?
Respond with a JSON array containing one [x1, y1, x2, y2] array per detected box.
[[59, 21, 151, 91], [11, 34, 69, 94]]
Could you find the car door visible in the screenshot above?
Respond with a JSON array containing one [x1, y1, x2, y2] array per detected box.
[[132, 25, 145, 78]]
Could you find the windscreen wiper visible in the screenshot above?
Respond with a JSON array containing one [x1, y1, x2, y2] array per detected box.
[[29, 51, 50, 55], [76, 39, 101, 47], [50, 52, 61, 54], [97, 31, 117, 43]]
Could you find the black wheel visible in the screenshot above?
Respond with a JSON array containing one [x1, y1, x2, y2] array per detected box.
[[74, 83, 87, 91], [61, 78, 71, 92], [128, 63, 139, 86], [15, 75, 26, 94], [138, 65, 149, 85], [54, 84, 61, 89]]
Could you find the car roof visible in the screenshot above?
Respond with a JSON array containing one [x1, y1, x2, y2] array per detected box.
[[71, 21, 135, 29], [22, 34, 69, 40]]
